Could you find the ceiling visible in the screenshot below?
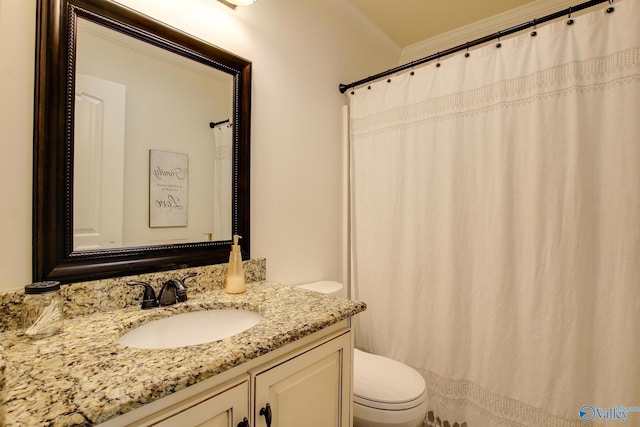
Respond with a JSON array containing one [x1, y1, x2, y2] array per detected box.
[[345, 0, 538, 47]]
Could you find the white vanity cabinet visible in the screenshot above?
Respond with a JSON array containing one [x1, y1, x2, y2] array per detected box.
[[251, 330, 352, 427], [154, 377, 249, 427], [100, 321, 353, 427], [102, 373, 252, 427]]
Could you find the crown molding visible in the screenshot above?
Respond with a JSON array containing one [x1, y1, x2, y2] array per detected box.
[[400, 0, 576, 64]]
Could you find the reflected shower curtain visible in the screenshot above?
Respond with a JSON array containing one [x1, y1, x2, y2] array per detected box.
[[213, 123, 233, 240], [349, 1, 640, 426]]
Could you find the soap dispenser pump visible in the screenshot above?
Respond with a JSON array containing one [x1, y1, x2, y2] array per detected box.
[[225, 234, 246, 294]]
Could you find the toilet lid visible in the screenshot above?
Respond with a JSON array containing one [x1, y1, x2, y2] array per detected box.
[[353, 349, 426, 410], [296, 281, 343, 295]]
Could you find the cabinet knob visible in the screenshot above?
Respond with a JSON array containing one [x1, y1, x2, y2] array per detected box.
[[259, 403, 272, 427], [237, 417, 250, 427]]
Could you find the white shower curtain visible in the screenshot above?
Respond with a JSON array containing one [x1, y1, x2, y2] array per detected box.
[[349, 1, 640, 426]]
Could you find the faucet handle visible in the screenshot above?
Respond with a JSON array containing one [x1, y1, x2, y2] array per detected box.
[[127, 281, 158, 309], [179, 272, 198, 285], [174, 272, 197, 302]]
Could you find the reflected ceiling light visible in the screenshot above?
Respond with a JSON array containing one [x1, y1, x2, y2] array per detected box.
[[218, 0, 256, 8]]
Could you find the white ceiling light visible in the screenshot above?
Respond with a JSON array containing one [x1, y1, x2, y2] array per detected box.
[[226, 0, 257, 5], [218, 0, 256, 8]]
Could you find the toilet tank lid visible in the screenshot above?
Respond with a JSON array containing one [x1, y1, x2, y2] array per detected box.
[[296, 281, 343, 295], [353, 349, 426, 405]]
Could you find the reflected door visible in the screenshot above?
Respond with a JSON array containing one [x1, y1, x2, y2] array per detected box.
[[73, 74, 126, 250]]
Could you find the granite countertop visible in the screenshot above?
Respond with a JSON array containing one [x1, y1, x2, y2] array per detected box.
[[0, 281, 366, 426]]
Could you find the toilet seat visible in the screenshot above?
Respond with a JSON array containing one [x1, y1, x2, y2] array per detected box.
[[353, 349, 426, 411]]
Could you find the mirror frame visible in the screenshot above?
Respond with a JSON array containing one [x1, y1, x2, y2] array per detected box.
[[33, 0, 251, 283]]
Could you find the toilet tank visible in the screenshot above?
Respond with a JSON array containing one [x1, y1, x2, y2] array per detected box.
[[296, 281, 346, 297]]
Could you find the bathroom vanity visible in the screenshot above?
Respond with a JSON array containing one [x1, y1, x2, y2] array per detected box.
[[0, 280, 366, 426], [106, 323, 352, 427], [12, 0, 365, 423]]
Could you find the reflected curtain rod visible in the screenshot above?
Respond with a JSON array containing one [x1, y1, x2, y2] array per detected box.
[[209, 119, 230, 128], [338, 0, 613, 94]]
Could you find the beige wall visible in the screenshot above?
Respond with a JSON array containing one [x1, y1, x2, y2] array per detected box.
[[0, 0, 399, 291], [0, 0, 37, 291]]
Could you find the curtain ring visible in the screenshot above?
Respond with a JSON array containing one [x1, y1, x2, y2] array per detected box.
[[436, 52, 441, 68], [606, 0, 615, 13], [464, 43, 470, 58], [531, 18, 538, 37], [496, 31, 502, 48], [567, 7, 574, 25]]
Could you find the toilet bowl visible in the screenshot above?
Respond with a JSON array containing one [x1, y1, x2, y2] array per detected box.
[[352, 349, 427, 427], [295, 281, 428, 427]]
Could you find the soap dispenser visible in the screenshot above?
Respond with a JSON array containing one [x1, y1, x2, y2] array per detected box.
[[225, 235, 246, 294]]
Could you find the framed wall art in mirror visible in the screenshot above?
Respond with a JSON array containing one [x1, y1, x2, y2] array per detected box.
[[33, 0, 251, 283]]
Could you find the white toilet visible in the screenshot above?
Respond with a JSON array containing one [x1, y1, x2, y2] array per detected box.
[[295, 281, 428, 427]]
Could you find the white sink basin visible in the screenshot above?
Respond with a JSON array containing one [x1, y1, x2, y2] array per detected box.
[[119, 309, 262, 349]]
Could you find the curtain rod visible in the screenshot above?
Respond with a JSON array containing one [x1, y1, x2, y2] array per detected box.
[[338, 0, 613, 94]]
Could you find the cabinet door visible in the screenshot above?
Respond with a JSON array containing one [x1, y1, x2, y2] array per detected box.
[[154, 378, 249, 427], [253, 331, 351, 427]]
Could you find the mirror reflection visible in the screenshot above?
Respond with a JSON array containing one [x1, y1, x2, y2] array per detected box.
[[73, 18, 233, 251], [34, 0, 251, 283]]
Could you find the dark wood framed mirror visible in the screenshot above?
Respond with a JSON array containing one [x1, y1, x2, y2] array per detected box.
[[34, 0, 251, 283]]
